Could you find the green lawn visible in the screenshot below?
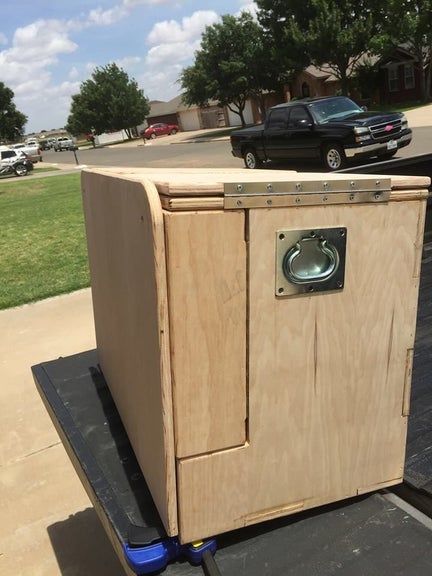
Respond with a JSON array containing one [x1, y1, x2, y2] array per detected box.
[[371, 100, 427, 113], [0, 173, 89, 310]]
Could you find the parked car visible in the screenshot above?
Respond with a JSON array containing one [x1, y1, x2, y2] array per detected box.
[[11, 142, 42, 163], [230, 96, 412, 171], [54, 136, 77, 151], [0, 147, 33, 176], [40, 138, 56, 151], [141, 123, 179, 139]]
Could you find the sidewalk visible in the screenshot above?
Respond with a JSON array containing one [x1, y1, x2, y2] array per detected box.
[[0, 290, 124, 575], [404, 103, 432, 128], [105, 126, 233, 149]]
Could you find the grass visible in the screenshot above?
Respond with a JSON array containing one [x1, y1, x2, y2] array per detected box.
[[0, 173, 89, 310], [371, 100, 427, 113], [33, 166, 60, 173]]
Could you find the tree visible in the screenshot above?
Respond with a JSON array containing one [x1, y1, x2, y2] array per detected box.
[[352, 60, 381, 100], [0, 82, 27, 142], [66, 63, 149, 138], [374, 0, 432, 101], [257, 0, 384, 95], [180, 13, 288, 125]]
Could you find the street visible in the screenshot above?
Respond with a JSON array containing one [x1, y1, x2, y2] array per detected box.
[[42, 126, 432, 171]]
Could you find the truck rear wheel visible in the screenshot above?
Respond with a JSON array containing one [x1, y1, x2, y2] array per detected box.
[[243, 148, 261, 169], [322, 143, 346, 171]]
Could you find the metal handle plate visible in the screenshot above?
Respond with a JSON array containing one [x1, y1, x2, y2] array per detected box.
[[275, 228, 347, 297], [283, 237, 339, 284]]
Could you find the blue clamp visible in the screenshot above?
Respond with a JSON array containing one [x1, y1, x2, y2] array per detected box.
[[124, 537, 217, 574]]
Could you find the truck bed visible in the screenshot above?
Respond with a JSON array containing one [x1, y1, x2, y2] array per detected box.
[[32, 239, 432, 575]]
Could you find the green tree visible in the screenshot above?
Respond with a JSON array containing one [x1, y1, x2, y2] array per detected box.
[[180, 13, 288, 125], [375, 0, 432, 101], [257, 0, 383, 95], [0, 82, 27, 142], [66, 63, 149, 138], [352, 60, 381, 100]]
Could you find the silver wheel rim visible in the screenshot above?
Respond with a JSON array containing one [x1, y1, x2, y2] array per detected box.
[[15, 165, 26, 176], [245, 152, 256, 169], [151, 133, 156, 139], [326, 148, 342, 169]]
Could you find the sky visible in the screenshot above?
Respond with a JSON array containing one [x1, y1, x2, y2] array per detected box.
[[0, 0, 257, 133]]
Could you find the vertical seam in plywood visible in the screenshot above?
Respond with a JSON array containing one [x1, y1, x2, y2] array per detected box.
[[245, 209, 250, 442], [414, 200, 427, 279], [385, 307, 395, 387], [402, 348, 414, 417], [162, 213, 179, 457], [314, 312, 318, 397]]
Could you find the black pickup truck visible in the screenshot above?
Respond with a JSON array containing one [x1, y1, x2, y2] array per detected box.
[[231, 96, 412, 171]]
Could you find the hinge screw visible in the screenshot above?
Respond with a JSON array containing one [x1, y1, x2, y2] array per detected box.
[[296, 183, 302, 191], [237, 184, 243, 192], [375, 180, 381, 187], [237, 200, 243, 206], [350, 181, 356, 188], [267, 183, 273, 192], [295, 197, 301, 204]]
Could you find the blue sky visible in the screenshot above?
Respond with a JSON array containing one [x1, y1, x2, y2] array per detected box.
[[0, 0, 257, 132]]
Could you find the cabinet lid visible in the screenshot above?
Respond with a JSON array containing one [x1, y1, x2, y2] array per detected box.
[[85, 168, 430, 211]]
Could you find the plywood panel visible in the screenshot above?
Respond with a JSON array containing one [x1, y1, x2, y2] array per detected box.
[[164, 210, 247, 457], [177, 199, 425, 542], [82, 172, 177, 535]]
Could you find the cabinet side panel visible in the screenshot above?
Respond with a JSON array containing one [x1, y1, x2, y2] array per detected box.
[[164, 210, 247, 457], [82, 172, 177, 535]]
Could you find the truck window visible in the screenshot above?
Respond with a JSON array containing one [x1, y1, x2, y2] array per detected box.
[[267, 109, 288, 130], [288, 107, 311, 128]]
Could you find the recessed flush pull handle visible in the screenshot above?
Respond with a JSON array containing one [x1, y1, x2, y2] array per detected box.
[[283, 237, 340, 284]]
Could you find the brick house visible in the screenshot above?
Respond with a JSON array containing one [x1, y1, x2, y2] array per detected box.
[[377, 47, 422, 104], [288, 48, 423, 106]]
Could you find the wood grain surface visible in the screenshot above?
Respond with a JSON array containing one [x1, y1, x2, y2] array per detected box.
[[90, 167, 430, 197], [164, 210, 247, 458], [82, 172, 178, 535], [177, 199, 425, 542]]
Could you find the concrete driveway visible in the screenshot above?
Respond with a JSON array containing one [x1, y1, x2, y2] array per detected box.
[[0, 290, 126, 575], [404, 103, 432, 127]]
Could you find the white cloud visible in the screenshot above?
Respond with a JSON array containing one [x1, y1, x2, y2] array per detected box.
[[140, 10, 219, 102], [0, 32, 7, 45], [147, 10, 218, 45], [0, 20, 77, 89], [68, 66, 80, 80], [145, 42, 197, 67], [138, 66, 183, 102], [115, 55, 142, 68], [237, 1, 258, 17], [85, 61, 97, 73], [86, 6, 128, 26]]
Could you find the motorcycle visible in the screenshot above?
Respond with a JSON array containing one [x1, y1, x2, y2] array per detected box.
[[0, 158, 33, 177]]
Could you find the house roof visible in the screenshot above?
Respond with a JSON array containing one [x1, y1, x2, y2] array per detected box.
[[377, 46, 418, 67], [304, 54, 380, 83], [148, 94, 221, 118], [148, 95, 184, 118]]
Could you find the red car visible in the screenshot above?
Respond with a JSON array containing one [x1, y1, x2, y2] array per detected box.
[[141, 123, 179, 139]]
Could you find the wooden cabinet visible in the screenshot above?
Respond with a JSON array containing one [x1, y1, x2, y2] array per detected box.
[[82, 168, 428, 543]]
